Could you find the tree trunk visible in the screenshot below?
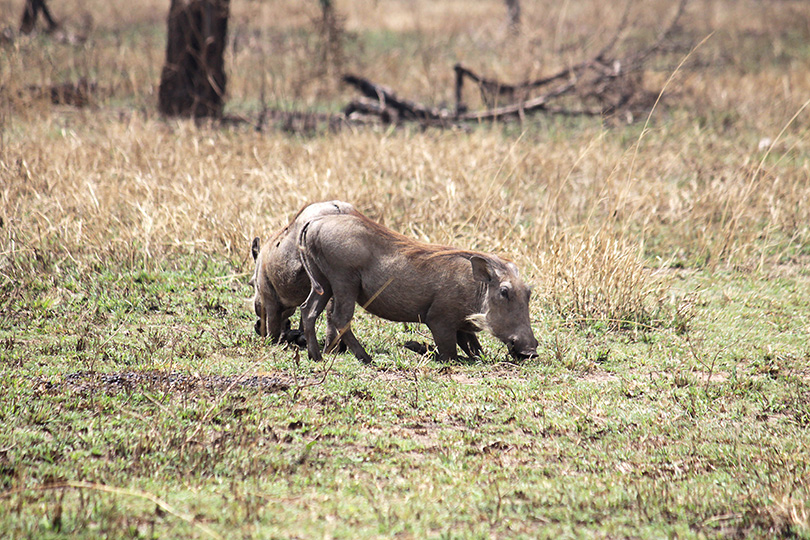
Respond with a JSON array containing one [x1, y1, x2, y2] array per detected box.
[[20, 0, 58, 34], [505, 0, 520, 35], [158, 0, 230, 118]]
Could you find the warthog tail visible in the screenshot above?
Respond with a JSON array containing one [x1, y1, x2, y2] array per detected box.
[[298, 220, 325, 295]]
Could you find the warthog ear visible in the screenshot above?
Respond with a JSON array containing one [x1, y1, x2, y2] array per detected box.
[[471, 256, 495, 283], [251, 237, 261, 261]]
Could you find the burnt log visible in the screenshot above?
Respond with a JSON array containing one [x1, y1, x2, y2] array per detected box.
[[158, 0, 230, 118]]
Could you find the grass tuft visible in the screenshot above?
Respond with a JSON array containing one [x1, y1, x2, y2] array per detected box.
[[539, 230, 680, 332]]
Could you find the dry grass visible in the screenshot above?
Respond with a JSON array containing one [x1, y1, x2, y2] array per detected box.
[[539, 231, 672, 330], [1, 110, 807, 328], [1, 0, 810, 322]]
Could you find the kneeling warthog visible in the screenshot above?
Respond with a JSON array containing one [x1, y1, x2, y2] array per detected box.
[[250, 200, 356, 345], [298, 211, 538, 363]]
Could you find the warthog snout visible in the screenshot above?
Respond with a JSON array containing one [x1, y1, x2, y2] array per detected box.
[[507, 334, 539, 360]]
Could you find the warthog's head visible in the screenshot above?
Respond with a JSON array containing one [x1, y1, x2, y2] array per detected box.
[[469, 255, 538, 360]]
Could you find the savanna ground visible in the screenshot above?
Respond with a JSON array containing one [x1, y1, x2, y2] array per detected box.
[[1, 0, 810, 538]]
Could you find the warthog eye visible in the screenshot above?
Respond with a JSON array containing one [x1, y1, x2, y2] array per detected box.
[[499, 286, 509, 299]]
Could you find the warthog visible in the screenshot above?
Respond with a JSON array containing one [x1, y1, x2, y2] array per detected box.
[[250, 200, 356, 346], [298, 211, 538, 363]]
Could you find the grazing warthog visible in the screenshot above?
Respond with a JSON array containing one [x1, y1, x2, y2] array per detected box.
[[298, 211, 538, 363], [250, 200, 356, 346]]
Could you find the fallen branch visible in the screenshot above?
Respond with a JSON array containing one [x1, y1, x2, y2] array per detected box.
[[342, 74, 450, 124], [451, 2, 635, 109], [457, 80, 577, 122], [344, 97, 403, 123], [343, 0, 690, 127], [343, 74, 602, 124], [223, 109, 348, 134]]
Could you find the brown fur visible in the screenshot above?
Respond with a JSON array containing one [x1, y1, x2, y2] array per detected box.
[[352, 212, 494, 264]]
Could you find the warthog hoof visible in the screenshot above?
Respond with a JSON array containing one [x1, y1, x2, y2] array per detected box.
[[281, 329, 307, 349], [403, 340, 430, 356]]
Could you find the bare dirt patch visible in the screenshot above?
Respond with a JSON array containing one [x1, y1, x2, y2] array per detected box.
[[37, 370, 294, 395]]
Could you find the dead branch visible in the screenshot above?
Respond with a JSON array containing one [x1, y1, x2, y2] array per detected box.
[[342, 74, 450, 125], [453, 1, 634, 109], [342, 0, 689, 127], [18, 78, 97, 107], [344, 97, 400, 124], [457, 80, 578, 122], [224, 109, 348, 134], [453, 63, 572, 107]]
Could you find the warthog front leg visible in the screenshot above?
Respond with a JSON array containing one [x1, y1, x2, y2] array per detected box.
[[425, 321, 460, 361], [279, 318, 307, 349], [457, 331, 483, 358], [403, 331, 481, 360], [257, 304, 286, 343]]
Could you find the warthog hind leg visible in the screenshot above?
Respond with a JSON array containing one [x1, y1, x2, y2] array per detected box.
[[328, 285, 373, 364], [301, 286, 332, 362], [324, 299, 348, 353]]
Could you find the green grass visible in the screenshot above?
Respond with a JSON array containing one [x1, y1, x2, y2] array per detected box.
[[1, 253, 809, 539], [3, 0, 810, 536]]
